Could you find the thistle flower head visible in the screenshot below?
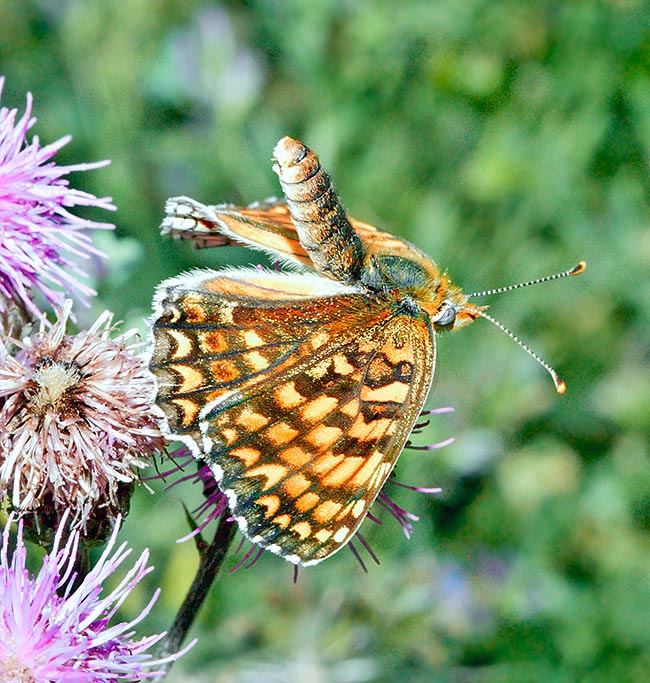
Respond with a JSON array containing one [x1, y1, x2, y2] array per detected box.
[[0, 301, 165, 541], [0, 77, 115, 321], [0, 513, 189, 682]]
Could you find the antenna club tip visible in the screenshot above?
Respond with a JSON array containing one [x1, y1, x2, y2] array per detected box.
[[571, 261, 587, 276], [556, 379, 567, 395]]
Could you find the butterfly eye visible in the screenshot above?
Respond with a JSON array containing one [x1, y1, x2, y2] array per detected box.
[[434, 304, 456, 327]]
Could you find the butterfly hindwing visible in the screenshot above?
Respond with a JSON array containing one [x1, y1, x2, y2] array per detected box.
[[162, 197, 312, 269], [162, 197, 443, 284], [151, 268, 357, 448]]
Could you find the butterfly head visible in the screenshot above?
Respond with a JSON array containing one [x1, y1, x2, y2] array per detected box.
[[424, 275, 484, 333], [360, 251, 484, 333]]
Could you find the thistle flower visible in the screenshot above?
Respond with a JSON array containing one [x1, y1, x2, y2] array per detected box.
[[0, 513, 190, 682], [0, 301, 164, 541], [155, 449, 229, 543], [0, 77, 114, 321]]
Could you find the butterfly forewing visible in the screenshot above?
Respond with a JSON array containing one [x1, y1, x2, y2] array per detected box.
[[151, 269, 435, 564]]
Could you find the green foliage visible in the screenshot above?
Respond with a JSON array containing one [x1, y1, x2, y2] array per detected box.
[[1, 1, 647, 680]]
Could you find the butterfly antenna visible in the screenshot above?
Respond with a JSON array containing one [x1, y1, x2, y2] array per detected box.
[[468, 307, 566, 393], [462, 261, 586, 394], [465, 261, 585, 299]]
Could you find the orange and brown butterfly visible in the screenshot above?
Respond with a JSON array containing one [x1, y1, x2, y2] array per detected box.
[[149, 136, 585, 566]]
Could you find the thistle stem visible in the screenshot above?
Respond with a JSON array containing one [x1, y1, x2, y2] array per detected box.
[[151, 512, 236, 680]]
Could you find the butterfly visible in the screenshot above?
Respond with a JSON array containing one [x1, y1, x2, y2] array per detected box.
[[149, 136, 584, 566]]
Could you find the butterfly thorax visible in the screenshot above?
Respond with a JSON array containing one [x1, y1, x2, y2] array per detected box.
[[360, 252, 480, 332]]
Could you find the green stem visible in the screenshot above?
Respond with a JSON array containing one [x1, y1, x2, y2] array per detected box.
[[151, 512, 237, 680]]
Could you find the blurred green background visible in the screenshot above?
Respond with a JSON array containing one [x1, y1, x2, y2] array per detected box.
[[1, 1, 649, 681]]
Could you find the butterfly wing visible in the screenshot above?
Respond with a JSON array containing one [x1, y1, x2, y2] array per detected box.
[[162, 197, 312, 269], [151, 268, 435, 565], [162, 197, 442, 282]]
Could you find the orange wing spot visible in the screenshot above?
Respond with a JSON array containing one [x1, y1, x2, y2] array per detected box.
[[333, 526, 350, 543], [279, 446, 312, 467], [321, 456, 364, 487], [171, 364, 205, 393], [255, 494, 281, 518], [170, 398, 199, 427], [204, 388, 225, 404], [382, 338, 415, 365], [274, 381, 307, 410], [221, 427, 239, 445], [284, 473, 312, 497], [296, 492, 320, 512], [263, 421, 300, 446], [333, 354, 355, 376], [246, 463, 288, 489], [245, 350, 270, 371], [339, 398, 360, 418], [272, 514, 291, 529], [360, 381, 410, 403], [312, 452, 345, 474], [312, 500, 343, 524], [306, 424, 343, 450], [243, 329, 265, 348], [167, 329, 193, 359], [367, 357, 392, 383], [348, 414, 395, 441], [300, 395, 339, 423], [311, 331, 330, 349], [349, 449, 385, 487], [182, 295, 207, 323], [210, 359, 239, 383], [291, 521, 312, 540], [357, 337, 377, 354], [231, 447, 262, 466], [200, 329, 228, 354], [336, 502, 354, 520], [236, 408, 270, 431], [314, 529, 333, 543]]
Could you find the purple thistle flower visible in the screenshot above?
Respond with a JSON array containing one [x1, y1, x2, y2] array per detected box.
[[0, 77, 115, 320], [0, 513, 191, 682], [0, 300, 165, 541], [154, 448, 229, 543]]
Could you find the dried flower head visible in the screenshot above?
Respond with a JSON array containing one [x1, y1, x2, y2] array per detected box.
[[0, 301, 164, 540], [0, 513, 190, 682], [0, 76, 114, 321]]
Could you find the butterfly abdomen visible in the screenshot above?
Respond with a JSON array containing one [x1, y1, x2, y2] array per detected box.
[[272, 136, 365, 284]]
